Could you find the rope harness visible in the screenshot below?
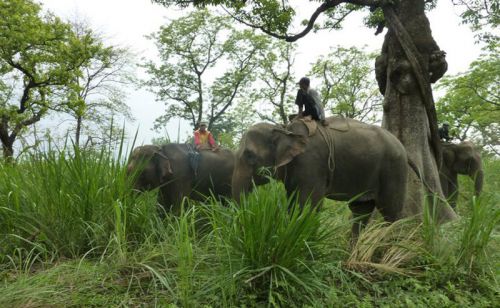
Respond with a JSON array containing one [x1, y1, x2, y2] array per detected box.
[[316, 124, 336, 173]]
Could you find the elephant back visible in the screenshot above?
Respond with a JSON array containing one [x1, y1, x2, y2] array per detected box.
[[288, 116, 363, 137], [199, 148, 235, 170], [161, 143, 233, 164]]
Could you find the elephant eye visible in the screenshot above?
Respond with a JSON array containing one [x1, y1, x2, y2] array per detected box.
[[243, 149, 258, 165]]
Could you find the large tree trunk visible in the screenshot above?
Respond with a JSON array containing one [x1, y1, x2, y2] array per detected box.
[[376, 0, 456, 222]]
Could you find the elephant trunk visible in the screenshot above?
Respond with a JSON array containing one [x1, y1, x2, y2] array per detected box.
[[474, 169, 484, 196], [231, 163, 254, 202], [126, 162, 135, 176]]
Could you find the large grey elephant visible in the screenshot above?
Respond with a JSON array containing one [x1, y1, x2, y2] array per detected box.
[[232, 117, 410, 237], [127, 144, 235, 215], [440, 141, 483, 208]]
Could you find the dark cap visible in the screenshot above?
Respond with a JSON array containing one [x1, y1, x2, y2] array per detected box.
[[199, 121, 207, 126], [297, 77, 310, 86]]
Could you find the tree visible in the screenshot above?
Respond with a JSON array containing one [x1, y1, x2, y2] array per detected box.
[[0, 0, 101, 159], [436, 50, 500, 154], [249, 40, 297, 125], [309, 45, 382, 123], [61, 20, 135, 149], [142, 9, 270, 135], [451, 0, 499, 48], [153, 0, 457, 221]]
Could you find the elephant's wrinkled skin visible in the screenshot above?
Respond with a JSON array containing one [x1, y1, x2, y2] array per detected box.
[[440, 141, 483, 208], [232, 118, 409, 237], [127, 144, 235, 214]]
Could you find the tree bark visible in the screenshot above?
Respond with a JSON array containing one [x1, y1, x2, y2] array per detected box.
[[0, 121, 14, 160], [2, 143, 14, 160], [377, 0, 457, 222], [76, 115, 82, 148]]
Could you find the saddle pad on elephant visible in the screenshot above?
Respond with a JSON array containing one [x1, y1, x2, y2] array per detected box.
[[324, 117, 350, 132], [296, 117, 317, 136], [296, 116, 350, 136]]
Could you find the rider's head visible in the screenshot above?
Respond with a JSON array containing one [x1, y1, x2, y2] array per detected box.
[[199, 121, 208, 132]]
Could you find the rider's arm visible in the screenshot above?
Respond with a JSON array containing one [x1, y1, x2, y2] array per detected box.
[[295, 89, 304, 116], [194, 131, 201, 149], [208, 132, 216, 148]]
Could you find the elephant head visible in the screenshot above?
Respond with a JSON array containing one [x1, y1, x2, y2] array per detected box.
[[127, 145, 173, 191], [232, 123, 308, 200], [442, 141, 483, 196]]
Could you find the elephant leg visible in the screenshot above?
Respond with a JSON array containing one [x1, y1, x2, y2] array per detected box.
[[286, 182, 325, 211], [349, 200, 376, 243], [376, 166, 407, 222], [157, 183, 190, 217], [440, 176, 449, 199], [448, 176, 459, 209], [170, 187, 190, 216], [157, 189, 173, 219]]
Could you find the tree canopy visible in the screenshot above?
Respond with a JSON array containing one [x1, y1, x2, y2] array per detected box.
[[142, 9, 270, 134], [152, 0, 383, 41], [0, 0, 137, 158], [0, 0, 101, 158], [61, 20, 135, 149], [309, 46, 382, 123], [436, 49, 499, 154], [245, 40, 297, 126], [452, 0, 499, 47]]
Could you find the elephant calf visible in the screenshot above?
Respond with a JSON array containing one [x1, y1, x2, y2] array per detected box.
[[127, 144, 235, 215], [440, 141, 483, 208]]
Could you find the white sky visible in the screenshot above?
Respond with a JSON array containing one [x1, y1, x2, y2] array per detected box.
[[38, 0, 482, 145]]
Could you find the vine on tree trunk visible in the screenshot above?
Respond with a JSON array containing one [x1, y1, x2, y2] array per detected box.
[[376, 3, 447, 167]]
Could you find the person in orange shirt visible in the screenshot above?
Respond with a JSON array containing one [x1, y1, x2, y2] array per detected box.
[[194, 121, 218, 151]]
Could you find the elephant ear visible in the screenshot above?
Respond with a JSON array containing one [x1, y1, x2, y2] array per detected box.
[[442, 145, 455, 169], [154, 150, 173, 179], [273, 129, 308, 168], [127, 147, 150, 174]]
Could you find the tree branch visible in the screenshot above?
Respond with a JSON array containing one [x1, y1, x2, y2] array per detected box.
[[10, 112, 43, 143], [224, 0, 343, 42]]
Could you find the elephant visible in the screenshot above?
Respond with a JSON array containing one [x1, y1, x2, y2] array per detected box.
[[440, 141, 483, 208], [127, 143, 235, 215], [232, 117, 410, 238]]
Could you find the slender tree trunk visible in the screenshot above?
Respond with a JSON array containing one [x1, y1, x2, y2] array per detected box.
[[377, 0, 456, 222], [0, 124, 14, 160], [76, 115, 82, 147], [2, 142, 14, 161]]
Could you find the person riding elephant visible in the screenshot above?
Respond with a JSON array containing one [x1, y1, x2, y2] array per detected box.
[[127, 143, 235, 216], [231, 117, 410, 239], [440, 141, 483, 209], [194, 121, 218, 151], [438, 122, 452, 142], [189, 121, 219, 176], [295, 77, 326, 124]]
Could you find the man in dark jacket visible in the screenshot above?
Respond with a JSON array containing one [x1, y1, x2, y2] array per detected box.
[[438, 122, 452, 142], [295, 77, 325, 123]]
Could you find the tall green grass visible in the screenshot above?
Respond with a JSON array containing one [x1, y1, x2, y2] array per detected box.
[[0, 143, 157, 264], [204, 185, 339, 306], [0, 146, 498, 307]]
